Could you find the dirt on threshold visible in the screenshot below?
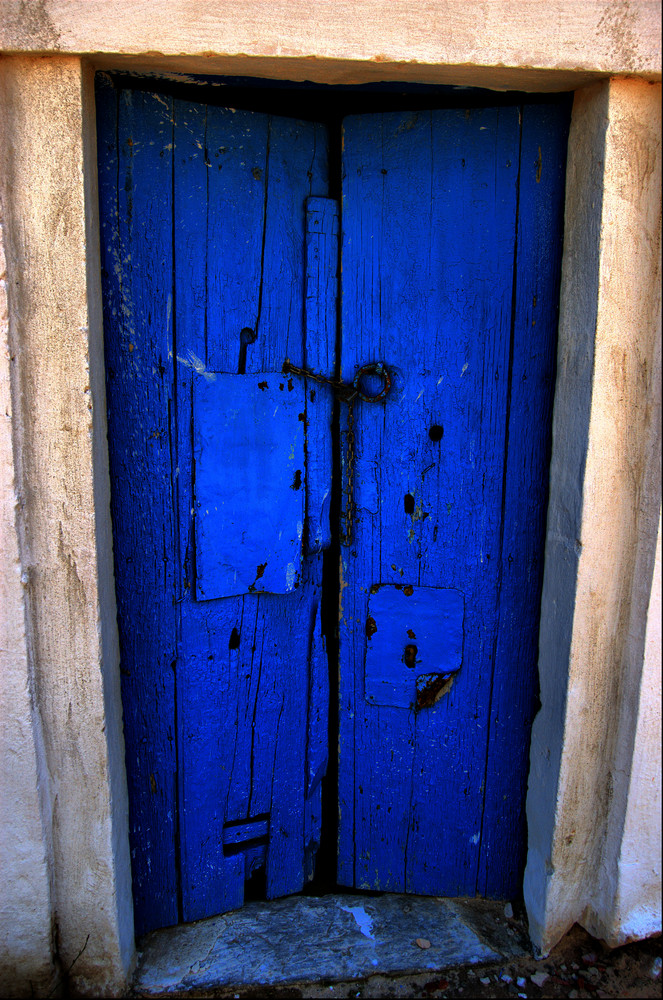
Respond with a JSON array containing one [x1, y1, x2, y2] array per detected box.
[[127, 900, 661, 1000]]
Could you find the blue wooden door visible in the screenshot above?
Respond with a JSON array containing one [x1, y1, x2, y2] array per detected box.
[[97, 77, 567, 936], [97, 80, 334, 935], [337, 105, 567, 897]]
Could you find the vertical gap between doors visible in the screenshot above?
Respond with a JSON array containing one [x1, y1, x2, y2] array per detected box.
[[306, 112, 344, 894]]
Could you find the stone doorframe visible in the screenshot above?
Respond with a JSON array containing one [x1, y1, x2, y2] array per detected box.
[[0, 4, 660, 996]]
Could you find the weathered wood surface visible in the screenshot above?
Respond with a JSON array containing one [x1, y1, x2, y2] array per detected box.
[[97, 79, 180, 933], [99, 82, 331, 932], [193, 374, 307, 599], [99, 76, 567, 931], [363, 585, 465, 710], [337, 105, 567, 897], [476, 102, 569, 897], [304, 197, 338, 554], [302, 198, 337, 878]]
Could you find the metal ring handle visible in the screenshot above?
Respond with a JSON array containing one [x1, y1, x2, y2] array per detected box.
[[352, 362, 392, 403]]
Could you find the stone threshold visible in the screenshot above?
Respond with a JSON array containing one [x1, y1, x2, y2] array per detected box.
[[132, 893, 528, 995]]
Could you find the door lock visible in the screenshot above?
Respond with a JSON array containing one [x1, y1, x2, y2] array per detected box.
[[282, 358, 392, 544], [352, 362, 392, 402]]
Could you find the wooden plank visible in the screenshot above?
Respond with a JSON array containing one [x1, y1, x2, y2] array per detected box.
[[304, 197, 338, 553], [173, 104, 330, 919], [477, 102, 570, 898], [256, 118, 329, 900], [300, 197, 337, 876], [97, 79, 179, 935], [247, 117, 329, 373], [205, 107, 269, 374], [223, 816, 270, 846], [338, 106, 521, 894], [405, 106, 523, 897], [304, 588, 328, 879], [172, 98, 247, 919], [337, 109, 385, 889]]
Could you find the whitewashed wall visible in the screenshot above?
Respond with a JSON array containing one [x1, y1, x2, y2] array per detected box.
[[0, 3, 660, 995]]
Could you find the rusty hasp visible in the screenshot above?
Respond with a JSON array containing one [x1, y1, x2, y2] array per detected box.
[[282, 358, 391, 544]]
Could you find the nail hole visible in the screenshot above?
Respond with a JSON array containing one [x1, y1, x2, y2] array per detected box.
[[404, 493, 415, 514], [404, 644, 418, 668], [229, 627, 240, 650], [429, 424, 444, 442], [240, 327, 257, 344]]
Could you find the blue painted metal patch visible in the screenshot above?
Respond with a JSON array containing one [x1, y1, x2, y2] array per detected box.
[[364, 585, 464, 709], [193, 373, 306, 599]]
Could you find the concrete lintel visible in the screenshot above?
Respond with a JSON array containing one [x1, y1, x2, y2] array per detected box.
[[0, 0, 661, 82], [525, 77, 662, 955], [0, 55, 134, 996], [88, 53, 602, 94]]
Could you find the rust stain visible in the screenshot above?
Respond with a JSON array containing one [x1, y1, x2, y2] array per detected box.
[[407, 629, 416, 639], [149, 774, 157, 794], [255, 562, 267, 579], [416, 673, 455, 709], [366, 616, 378, 638], [339, 555, 349, 625], [291, 469, 302, 491], [536, 145, 542, 183], [403, 584, 414, 597]]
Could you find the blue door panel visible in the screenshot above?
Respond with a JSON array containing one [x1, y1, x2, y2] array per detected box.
[[98, 78, 332, 933], [337, 105, 568, 897], [98, 74, 568, 933], [97, 78, 179, 932], [193, 373, 306, 599], [174, 105, 330, 924], [338, 106, 521, 894], [364, 585, 465, 710], [476, 102, 569, 897]]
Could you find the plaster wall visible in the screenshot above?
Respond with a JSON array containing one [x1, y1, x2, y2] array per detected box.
[[0, 3, 661, 995], [609, 512, 662, 943], [0, 56, 134, 996], [0, 215, 56, 996], [524, 77, 662, 955]]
